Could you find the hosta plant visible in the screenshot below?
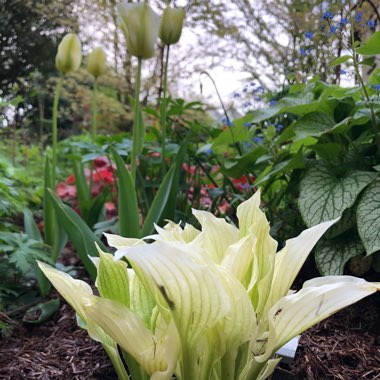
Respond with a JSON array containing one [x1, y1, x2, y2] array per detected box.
[[38, 190, 380, 380]]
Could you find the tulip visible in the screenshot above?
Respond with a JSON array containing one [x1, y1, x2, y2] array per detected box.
[[87, 47, 107, 79], [38, 190, 380, 380], [55, 33, 82, 74], [159, 6, 185, 45], [117, 2, 160, 59]]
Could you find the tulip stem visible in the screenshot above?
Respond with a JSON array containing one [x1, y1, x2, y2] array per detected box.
[[92, 79, 98, 138], [131, 57, 143, 183], [52, 74, 64, 186], [161, 44, 170, 175]]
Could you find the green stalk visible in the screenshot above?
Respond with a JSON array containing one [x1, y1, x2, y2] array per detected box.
[[92, 79, 98, 138], [52, 75, 64, 186], [349, 20, 380, 152], [160, 44, 170, 175], [89, 79, 98, 198], [131, 57, 143, 183]]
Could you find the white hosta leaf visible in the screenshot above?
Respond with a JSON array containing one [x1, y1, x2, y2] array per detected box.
[[236, 189, 262, 237], [267, 219, 336, 309], [153, 221, 200, 243], [221, 234, 256, 287], [257, 358, 282, 380], [258, 276, 380, 362], [129, 268, 157, 328], [246, 210, 277, 315], [217, 268, 257, 378], [37, 262, 130, 379], [97, 249, 130, 307], [192, 209, 239, 263], [37, 261, 92, 320], [123, 242, 230, 348], [104, 233, 145, 256], [84, 296, 179, 379], [237, 190, 277, 314]]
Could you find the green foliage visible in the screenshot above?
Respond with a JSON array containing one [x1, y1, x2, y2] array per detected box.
[[236, 77, 380, 276], [0, 155, 42, 220]]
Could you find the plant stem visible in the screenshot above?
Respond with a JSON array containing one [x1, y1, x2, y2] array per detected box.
[[350, 22, 380, 152], [92, 79, 98, 138], [161, 44, 170, 175], [200, 70, 242, 155], [52, 75, 64, 186], [131, 57, 142, 183], [89, 79, 98, 197]]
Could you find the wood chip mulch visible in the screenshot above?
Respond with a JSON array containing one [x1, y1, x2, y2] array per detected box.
[[0, 303, 116, 380], [0, 293, 379, 380]]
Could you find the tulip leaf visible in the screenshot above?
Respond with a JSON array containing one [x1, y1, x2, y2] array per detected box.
[[43, 153, 55, 248], [357, 178, 380, 255], [47, 190, 106, 280], [43, 156, 68, 262], [111, 146, 140, 238], [23, 209, 43, 242], [314, 233, 365, 275], [298, 165, 376, 227], [163, 134, 189, 221], [141, 165, 176, 236], [23, 209, 51, 296], [74, 160, 90, 207]]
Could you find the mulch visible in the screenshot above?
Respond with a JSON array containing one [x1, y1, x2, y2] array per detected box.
[[0, 292, 378, 380]]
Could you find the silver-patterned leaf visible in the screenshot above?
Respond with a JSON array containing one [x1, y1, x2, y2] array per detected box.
[[325, 206, 356, 239], [357, 178, 380, 255], [298, 166, 375, 227], [315, 234, 365, 275]]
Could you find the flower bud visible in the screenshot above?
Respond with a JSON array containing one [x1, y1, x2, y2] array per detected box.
[[159, 6, 185, 45], [117, 2, 160, 59], [55, 33, 82, 74], [87, 48, 107, 79]]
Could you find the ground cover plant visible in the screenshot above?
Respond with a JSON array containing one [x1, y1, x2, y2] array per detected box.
[[0, 0, 380, 379]]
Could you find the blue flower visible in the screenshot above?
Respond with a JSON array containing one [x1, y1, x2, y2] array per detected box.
[[355, 12, 363, 22], [254, 137, 263, 143], [304, 32, 314, 39], [243, 101, 252, 108], [244, 122, 251, 127], [233, 92, 241, 98], [300, 47, 311, 56], [322, 11, 334, 20], [205, 148, 213, 155], [370, 84, 380, 91], [330, 25, 337, 33], [253, 96, 261, 102], [340, 69, 348, 75], [368, 20, 376, 28], [269, 100, 277, 106], [339, 18, 349, 26], [276, 124, 284, 132]]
